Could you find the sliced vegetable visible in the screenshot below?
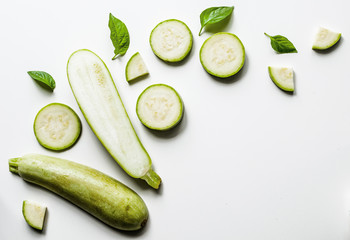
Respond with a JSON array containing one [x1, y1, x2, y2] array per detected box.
[[108, 13, 130, 60], [150, 19, 193, 62], [33, 103, 81, 151], [268, 66, 294, 92], [136, 84, 183, 131], [125, 52, 149, 82], [22, 200, 47, 231], [10, 154, 149, 231], [27, 71, 56, 91], [312, 27, 341, 50], [67, 49, 161, 189], [264, 33, 298, 54], [199, 6, 234, 36], [200, 32, 245, 78]]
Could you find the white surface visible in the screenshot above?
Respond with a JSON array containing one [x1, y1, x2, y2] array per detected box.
[[1, 0, 350, 239]]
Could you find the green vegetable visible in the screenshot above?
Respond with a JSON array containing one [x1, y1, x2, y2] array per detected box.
[[268, 66, 294, 92], [199, 6, 234, 36], [200, 32, 245, 78], [312, 27, 341, 50], [264, 33, 297, 54], [150, 19, 193, 62], [10, 154, 149, 231], [136, 84, 183, 131], [108, 13, 130, 60], [125, 52, 149, 82], [33, 103, 82, 151], [67, 49, 161, 189], [22, 200, 47, 231], [27, 71, 56, 91]]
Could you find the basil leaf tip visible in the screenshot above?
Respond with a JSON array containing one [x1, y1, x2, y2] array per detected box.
[[108, 13, 130, 60], [27, 71, 56, 91], [199, 6, 234, 36], [264, 32, 298, 54]]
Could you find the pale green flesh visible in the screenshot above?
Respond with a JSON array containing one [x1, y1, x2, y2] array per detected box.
[[125, 52, 149, 82], [10, 154, 149, 231], [150, 19, 193, 62], [268, 66, 294, 92], [67, 49, 160, 188], [312, 27, 341, 50], [200, 32, 245, 78], [137, 84, 183, 131], [34, 103, 81, 151], [22, 200, 47, 230]]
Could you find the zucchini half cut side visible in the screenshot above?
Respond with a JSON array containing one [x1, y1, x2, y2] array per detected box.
[[67, 49, 161, 189], [136, 84, 183, 131], [200, 32, 245, 78], [33, 103, 82, 151]]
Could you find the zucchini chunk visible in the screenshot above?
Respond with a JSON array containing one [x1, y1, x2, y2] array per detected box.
[[136, 84, 183, 131], [33, 103, 81, 151], [150, 19, 193, 62], [10, 154, 149, 231], [200, 32, 245, 78], [125, 52, 149, 82], [268, 66, 294, 92], [22, 200, 47, 231], [67, 49, 161, 189], [312, 27, 341, 50]]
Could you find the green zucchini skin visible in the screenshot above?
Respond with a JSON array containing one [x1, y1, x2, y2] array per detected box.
[[9, 154, 149, 231]]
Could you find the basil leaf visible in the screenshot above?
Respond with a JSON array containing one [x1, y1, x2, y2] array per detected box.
[[264, 33, 298, 54], [108, 13, 130, 60], [27, 71, 56, 91], [199, 6, 234, 36]]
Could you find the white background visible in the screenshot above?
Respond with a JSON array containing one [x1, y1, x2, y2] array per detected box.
[[1, 0, 350, 239]]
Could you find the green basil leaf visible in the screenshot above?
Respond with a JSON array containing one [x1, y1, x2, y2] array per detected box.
[[264, 33, 298, 54], [108, 13, 130, 60], [199, 6, 234, 36], [27, 71, 56, 91]]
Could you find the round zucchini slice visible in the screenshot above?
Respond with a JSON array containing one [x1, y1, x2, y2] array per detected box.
[[150, 19, 193, 62], [136, 84, 183, 131], [312, 27, 341, 50], [34, 103, 82, 151], [22, 200, 47, 231], [268, 66, 294, 92], [200, 32, 245, 78]]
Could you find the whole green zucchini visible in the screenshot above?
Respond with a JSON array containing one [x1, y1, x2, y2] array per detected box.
[[9, 153, 148, 231]]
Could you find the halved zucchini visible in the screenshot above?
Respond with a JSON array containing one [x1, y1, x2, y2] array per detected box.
[[67, 49, 161, 189]]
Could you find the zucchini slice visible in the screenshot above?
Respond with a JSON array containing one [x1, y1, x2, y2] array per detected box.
[[11, 154, 149, 231], [200, 32, 245, 78], [125, 52, 149, 82], [22, 200, 47, 231], [268, 66, 294, 92], [312, 27, 341, 50], [150, 19, 193, 62], [33, 103, 81, 151], [136, 84, 183, 131], [67, 49, 161, 189]]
